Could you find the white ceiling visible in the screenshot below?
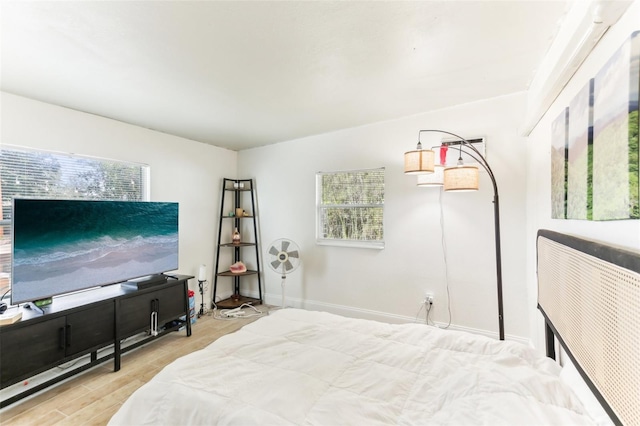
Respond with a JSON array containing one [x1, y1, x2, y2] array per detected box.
[[1, 1, 571, 151]]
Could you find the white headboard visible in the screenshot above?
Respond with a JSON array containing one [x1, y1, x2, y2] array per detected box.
[[537, 230, 640, 426]]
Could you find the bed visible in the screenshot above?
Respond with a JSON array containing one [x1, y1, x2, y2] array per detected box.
[[109, 230, 639, 425]]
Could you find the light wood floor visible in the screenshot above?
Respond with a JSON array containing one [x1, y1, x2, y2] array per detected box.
[[0, 308, 269, 426]]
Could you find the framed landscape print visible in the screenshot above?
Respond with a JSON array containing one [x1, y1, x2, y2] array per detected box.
[[592, 31, 639, 220], [566, 80, 593, 220], [551, 107, 568, 219]]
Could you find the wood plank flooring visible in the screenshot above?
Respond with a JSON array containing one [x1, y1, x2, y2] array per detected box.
[[0, 308, 269, 425]]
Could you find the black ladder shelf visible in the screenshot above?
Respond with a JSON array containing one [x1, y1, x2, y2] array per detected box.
[[212, 178, 262, 309]]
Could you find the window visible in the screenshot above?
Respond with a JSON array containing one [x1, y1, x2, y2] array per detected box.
[[0, 146, 150, 294], [316, 167, 384, 249]]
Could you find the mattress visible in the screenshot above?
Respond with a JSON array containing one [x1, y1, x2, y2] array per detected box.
[[109, 308, 596, 425]]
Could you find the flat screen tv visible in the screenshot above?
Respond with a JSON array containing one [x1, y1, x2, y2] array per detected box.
[[11, 199, 179, 305]]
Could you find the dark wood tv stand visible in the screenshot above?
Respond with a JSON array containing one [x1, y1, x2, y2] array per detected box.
[[0, 274, 193, 408]]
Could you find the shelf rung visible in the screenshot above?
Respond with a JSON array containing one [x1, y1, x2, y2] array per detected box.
[[217, 270, 258, 277]]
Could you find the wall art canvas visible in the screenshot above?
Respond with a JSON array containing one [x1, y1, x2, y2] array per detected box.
[[566, 80, 593, 220], [551, 107, 568, 219], [592, 31, 639, 220]]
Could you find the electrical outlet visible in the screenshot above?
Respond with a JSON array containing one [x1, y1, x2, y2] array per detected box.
[[424, 292, 434, 304]]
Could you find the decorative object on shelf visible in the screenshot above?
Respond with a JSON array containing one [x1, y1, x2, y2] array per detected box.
[[229, 261, 247, 274], [232, 228, 241, 245], [266, 239, 301, 308], [407, 129, 504, 340], [235, 208, 244, 217]]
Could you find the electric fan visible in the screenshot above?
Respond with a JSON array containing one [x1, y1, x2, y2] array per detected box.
[[266, 238, 301, 308]]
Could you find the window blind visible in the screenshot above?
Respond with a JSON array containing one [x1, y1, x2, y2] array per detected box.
[[316, 167, 384, 248], [1, 146, 150, 221]]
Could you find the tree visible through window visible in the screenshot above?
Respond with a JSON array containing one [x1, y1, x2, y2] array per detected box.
[[316, 168, 384, 248], [0, 146, 150, 293]]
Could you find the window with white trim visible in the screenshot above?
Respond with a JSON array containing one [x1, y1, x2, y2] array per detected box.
[[316, 167, 384, 249], [0, 146, 150, 294]]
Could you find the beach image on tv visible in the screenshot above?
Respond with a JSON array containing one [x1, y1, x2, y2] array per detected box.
[[12, 199, 179, 304]]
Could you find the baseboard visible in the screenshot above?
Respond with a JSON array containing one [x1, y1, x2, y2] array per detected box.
[[234, 290, 529, 345]]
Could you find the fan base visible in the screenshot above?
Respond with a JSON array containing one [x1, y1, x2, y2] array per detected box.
[[216, 295, 261, 310]]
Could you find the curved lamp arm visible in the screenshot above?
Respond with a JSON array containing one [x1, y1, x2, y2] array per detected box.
[[418, 129, 498, 196], [417, 129, 504, 340]]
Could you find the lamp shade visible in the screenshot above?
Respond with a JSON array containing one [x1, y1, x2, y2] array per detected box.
[[404, 149, 435, 174], [417, 165, 444, 187], [443, 165, 479, 191]]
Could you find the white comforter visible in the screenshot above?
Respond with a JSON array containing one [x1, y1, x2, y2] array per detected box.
[[109, 309, 595, 425]]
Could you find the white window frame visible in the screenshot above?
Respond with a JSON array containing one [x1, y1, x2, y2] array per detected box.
[[316, 167, 385, 249]]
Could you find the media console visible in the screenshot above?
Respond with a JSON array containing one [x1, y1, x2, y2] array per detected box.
[[0, 275, 193, 408]]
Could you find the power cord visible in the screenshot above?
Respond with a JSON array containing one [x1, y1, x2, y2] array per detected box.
[[0, 287, 10, 301], [414, 188, 452, 329], [436, 187, 453, 329], [414, 301, 426, 323], [212, 302, 265, 321], [0, 287, 10, 314]]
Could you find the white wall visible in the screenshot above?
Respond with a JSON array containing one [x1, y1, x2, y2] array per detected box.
[[239, 93, 530, 340], [1, 92, 237, 302], [525, 1, 640, 349]]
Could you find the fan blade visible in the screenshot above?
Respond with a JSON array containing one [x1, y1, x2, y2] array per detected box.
[[287, 250, 299, 258], [271, 259, 283, 269], [269, 246, 279, 256], [281, 240, 290, 252], [284, 259, 294, 271]]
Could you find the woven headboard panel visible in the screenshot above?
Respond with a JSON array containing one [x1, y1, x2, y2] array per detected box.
[[537, 230, 640, 426]]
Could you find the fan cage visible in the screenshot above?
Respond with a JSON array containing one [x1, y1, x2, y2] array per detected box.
[[267, 239, 301, 275]]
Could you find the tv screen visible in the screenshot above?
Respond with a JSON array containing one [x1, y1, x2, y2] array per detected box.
[[11, 199, 179, 305]]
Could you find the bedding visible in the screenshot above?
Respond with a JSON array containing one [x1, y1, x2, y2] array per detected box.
[[109, 308, 597, 425], [559, 358, 613, 426]]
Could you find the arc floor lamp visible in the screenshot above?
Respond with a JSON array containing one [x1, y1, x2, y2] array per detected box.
[[405, 129, 504, 340]]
